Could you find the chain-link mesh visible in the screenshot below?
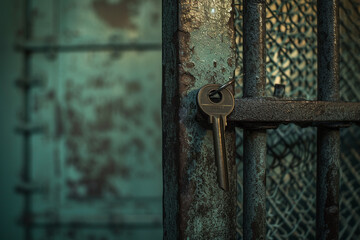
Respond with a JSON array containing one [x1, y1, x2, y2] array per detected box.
[[234, 0, 360, 239]]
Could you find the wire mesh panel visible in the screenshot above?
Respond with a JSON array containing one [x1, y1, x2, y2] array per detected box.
[[338, 2, 360, 239], [234, 0, 360, 239]]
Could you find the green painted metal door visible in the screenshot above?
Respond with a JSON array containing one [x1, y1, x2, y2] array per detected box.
[[15, 0, 163, 239]]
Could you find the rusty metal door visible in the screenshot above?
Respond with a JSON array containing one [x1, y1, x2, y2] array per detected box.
[[162, 0, 360, 239], [16, 0, 163, 239]]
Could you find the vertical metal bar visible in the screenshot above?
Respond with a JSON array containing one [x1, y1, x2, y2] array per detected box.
[[317, 129, 340, 239], [317, 0, 340, 102], [162, 0, 237, 239], [317, 0, 340, 239], [22, 0, 33, 239], [162, 0, 180, 238], [243, 0, 267, 239], [243, 0, 266, 98]]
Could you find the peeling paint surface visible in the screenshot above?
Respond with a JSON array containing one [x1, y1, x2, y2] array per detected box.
[[163, 0, 237, 239], [178, 1, 237, 237]]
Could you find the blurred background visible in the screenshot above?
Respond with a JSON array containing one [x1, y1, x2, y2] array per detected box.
[[0, 0, 162, 239]]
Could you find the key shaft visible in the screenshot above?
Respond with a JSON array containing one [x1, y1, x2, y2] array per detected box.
[[211, 115, 229, 190]]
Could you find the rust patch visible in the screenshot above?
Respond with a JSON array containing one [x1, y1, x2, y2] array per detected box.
[[153, 111, 162, 127], [90, 77, 106, 88], [126, 81, 142, 94], [227, 8, 235, 39], [67, 108, 83, 137], [87, 137, 111, 154], [179, 72, 195, 95], [178, 30, 191, 63], [132, 138, 145, 151], [94, 97, 144, 120], [186, 62, 195, 68], [119, 165, 130, 179], [66, 139, 78, 153], [92, 0, 139, 30], [120, 125, 129, 133], [89, 100, 119, 132], [66, 157, 125, 200], [227, 58, 233, 67], [178, 123, 192, 237], [151, 12, 160, 24], [118, 137, 145, 154], [46, 90, 55, 100]]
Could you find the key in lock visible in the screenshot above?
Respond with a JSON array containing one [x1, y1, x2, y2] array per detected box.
[[197, 84, 235, 191]]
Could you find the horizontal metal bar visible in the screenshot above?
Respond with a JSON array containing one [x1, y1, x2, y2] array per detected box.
[[15, 125, 44, 135], [19, 220, 162, 229], [15, 42, 162, 52], [228, 98, 360, 127], [15, 182, 43, 194], [15, 78, 44, 89]]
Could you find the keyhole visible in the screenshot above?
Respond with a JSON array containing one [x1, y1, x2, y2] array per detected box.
[[209, 90, 222, 103]]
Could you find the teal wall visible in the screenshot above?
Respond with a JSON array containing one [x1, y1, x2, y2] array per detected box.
[[0, 0, 162, 239]]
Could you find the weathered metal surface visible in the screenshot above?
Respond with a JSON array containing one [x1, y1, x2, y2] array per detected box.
[[317, 0, 340, 239], [18, 0, 163, 239], [228, 98, 360, 127], [30, 50, 163, 239], [162, 0, 237, 239], [242, 0, 267, 239], [30, 0, 161, 46]]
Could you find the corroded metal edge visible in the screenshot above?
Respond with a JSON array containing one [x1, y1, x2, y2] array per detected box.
[[162, 0, 237, 239]]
